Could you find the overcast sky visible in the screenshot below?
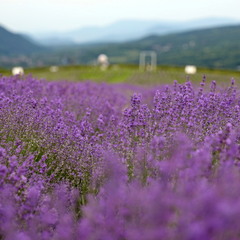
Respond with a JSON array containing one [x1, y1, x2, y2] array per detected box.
[[1, 0, 240, 33]]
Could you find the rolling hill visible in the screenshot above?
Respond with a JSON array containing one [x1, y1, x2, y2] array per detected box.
[[0, 25, 44, 56], [67, 24, 240, 69], [0, 24, 240, 70]]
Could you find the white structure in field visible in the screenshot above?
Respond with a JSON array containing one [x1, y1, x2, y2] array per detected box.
[[139, 51, 157, 71], [97, 54, 109, 70], [12, 66, 24, 75], [185, 65, 197, 74], [49, 66, 59, 73]]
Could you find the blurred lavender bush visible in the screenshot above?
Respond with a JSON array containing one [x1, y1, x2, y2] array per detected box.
[[0, 75, 240, 239]]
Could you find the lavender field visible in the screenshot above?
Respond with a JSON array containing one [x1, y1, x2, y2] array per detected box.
[[1, 74, 240, 240]]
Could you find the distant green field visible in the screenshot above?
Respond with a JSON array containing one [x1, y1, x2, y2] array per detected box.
[[1, 65, 240, 86]]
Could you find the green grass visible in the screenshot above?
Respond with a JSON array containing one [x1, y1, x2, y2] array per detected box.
[[1, 64, 240, 86], [0, 68, 10, 76]]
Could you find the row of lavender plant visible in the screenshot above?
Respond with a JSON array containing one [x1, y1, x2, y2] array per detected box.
[[0, 74, 240, 239]]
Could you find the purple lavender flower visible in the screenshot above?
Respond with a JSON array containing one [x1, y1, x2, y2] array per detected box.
[[0, 74, 240, 239]]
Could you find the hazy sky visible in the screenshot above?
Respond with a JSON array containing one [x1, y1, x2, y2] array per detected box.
[[1, 0, 240, 33]]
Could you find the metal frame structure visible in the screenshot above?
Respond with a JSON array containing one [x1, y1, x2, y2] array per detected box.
[[139, 51, 157, 71]]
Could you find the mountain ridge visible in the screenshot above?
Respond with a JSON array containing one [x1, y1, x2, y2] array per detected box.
[[0, 25, 44, 56], [30, 17, 240, 46]]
